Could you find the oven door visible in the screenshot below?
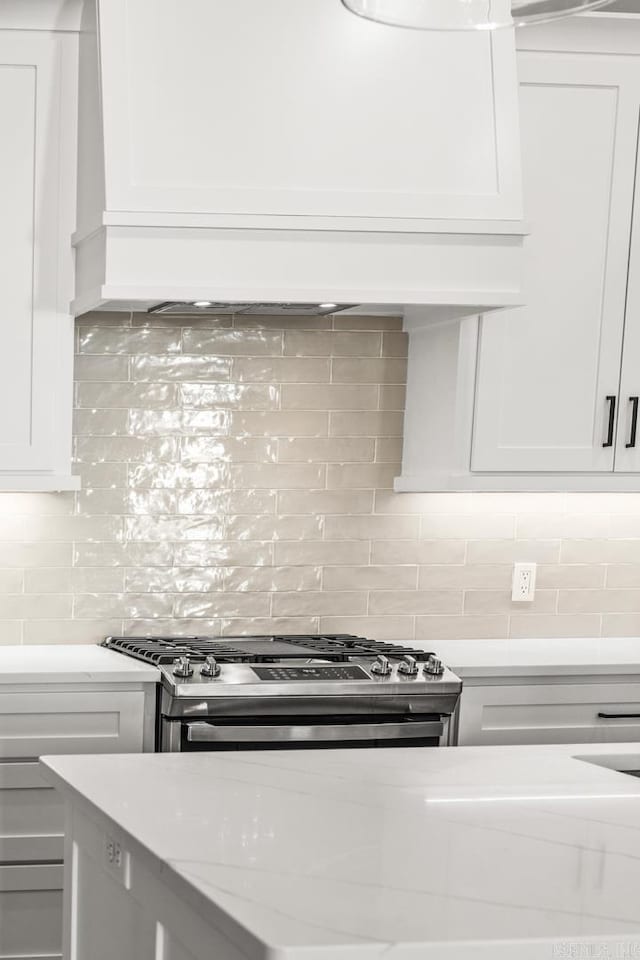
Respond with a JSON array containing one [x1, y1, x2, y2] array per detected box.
[[165, 715, 447, 751]]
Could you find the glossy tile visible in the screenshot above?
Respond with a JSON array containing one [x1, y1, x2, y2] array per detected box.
[[283, 331, 382, 357], [77, 382, 179, 409], [0, 313, 636, 644], [125, 567, 225, 594], [74, 409, 129, 437], [74, 355, 130, 381], [127, 409, 226, 437], [233, 357, 330, 383], [369, 590, 462, 615], [180, 382, 279, 410], [326, 463, 397, 489], [223, 566, 322, 593], [281, 383, 378, 410], [182, 328, 283, 356], [278, 438, 374, 463], [277, 490, 374, 515], [174, 541, 273, 567], [128, 463, 232, 490], [181, 437, 277, 464], [331, 357, 407, 384], [271, 591, 367, 617], [78, 327, 181, 355], [330, 411, 403, 437], [132, 355, 231, 382], [230, 411, 328, 438], [174, 593, 271, 619], [177, 489, 276, 516], [124, 516, 225, 542], [224, 515, 323, 542]]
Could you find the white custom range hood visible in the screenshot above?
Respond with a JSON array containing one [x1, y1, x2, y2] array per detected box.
[[73, 0, 525, 318]]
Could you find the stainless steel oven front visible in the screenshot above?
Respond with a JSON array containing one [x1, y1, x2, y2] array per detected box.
[[158, 691, 455, 752]]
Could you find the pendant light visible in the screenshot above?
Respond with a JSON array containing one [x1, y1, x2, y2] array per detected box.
[[341, 0, 613, 30]]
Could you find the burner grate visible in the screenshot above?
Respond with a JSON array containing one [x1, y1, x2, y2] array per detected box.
[[103, 634, 433, 666], [277, 636, 431, 662], [103, 637, 257, 665]]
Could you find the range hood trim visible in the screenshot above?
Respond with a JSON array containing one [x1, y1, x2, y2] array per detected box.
[[72, 222, 525, 318]]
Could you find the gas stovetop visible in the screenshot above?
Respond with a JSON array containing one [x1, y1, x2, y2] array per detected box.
[[103, 634, 461, 705], [103, 633, 433, 666]]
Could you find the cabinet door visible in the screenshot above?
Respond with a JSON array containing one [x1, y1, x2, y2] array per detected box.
[[0, 864, 62, 959], [0, 32, 76, 487], [471, 55, 640, 473], [615, 137, 640, 472], [0, 692, 146, 758], [457, 681, 640, 746], [0, 762, 64, 863]]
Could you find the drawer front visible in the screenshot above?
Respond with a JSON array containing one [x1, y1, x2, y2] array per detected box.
[[0, 864, 62, 959], [0, 692, 145, 758], [458, 682, 640, 746], [0, 762, 63, 863]]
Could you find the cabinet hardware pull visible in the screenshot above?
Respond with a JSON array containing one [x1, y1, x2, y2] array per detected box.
[[626, 396, 639, 448], [597, 712, 640, 720], [603, 395, 616, 447]]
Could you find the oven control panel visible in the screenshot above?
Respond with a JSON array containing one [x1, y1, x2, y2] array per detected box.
[[251, 665, 370, 682]]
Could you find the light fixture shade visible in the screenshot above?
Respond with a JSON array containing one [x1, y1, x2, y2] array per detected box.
[[341, 0, 613, 30]]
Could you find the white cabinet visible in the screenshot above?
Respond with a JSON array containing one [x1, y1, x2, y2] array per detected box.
[[0, 864, 63, 960], [456, 679, 640, 746], [0, 27, 78, 491], [472, 55, 639, 475], [0, 683, 154, 960], [397, 17, 640, 492], [61, 806, 248, 960]]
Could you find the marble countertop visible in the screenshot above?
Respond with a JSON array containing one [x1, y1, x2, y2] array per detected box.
[[41, 742, 640, 959], [413, 636, 640, 679], [0, 644, 159, 684]]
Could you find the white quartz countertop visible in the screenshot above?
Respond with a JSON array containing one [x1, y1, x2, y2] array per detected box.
[[0, 644, 159, 683], [40, 742, 640, 959], [414, 636, 640, 678]]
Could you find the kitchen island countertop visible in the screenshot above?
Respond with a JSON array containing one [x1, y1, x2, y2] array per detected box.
[[41, 742, 640, 959]]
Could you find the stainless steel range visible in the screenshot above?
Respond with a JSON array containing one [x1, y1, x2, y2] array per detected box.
[[102, 634, 462, 752]]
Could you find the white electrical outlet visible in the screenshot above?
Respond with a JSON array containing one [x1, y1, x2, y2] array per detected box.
[[105, 834, 131, 889], [512, 562, 536, 602]]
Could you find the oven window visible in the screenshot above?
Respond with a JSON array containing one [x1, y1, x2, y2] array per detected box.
[[165, 714, 445, 751]]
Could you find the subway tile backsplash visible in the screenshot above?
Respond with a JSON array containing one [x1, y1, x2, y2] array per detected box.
[[2, 310, 640, 644]]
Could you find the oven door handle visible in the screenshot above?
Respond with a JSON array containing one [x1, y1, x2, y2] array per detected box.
[[184, 720, 444, 744]]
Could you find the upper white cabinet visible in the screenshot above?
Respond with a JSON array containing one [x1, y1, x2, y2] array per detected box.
[[0, 25, 78, 490], [397, 16, 640, 492], [73, 0, 525, 314]]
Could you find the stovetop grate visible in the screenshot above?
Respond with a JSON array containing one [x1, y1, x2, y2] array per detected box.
[[103, 634, 433, 666]]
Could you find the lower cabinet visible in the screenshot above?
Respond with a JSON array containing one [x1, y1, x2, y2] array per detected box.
[[0, 685, 154, 960], [456, 679, 640, 746], [65, 807, 247, 960], [0, 865, 63, 960]]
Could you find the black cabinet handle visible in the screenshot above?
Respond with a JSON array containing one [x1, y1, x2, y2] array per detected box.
[[598, 712, 640, 720], [603, 395, 616, 447], [626, 396, 639, 448]]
